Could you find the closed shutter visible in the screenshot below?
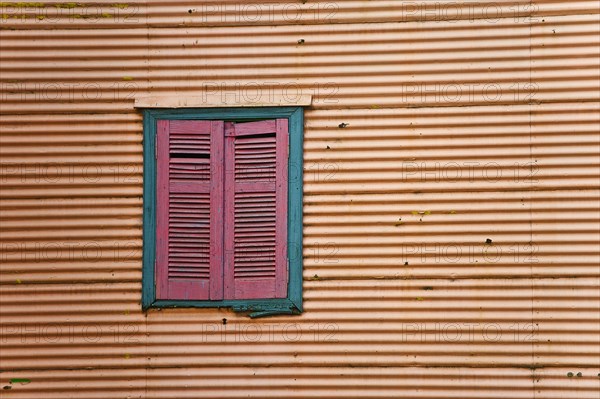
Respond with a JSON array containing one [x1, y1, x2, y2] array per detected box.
[[223, 119, 289, 299], [155, 120, 224, 300]]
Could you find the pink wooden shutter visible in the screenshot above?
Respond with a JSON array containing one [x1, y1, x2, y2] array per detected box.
[[156, 120, 224, 300], [223, 119, 289, 299]]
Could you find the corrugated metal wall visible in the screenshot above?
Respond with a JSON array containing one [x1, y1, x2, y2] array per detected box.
[[1, 1, 599, 398]]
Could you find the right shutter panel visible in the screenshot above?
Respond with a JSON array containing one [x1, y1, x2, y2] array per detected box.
[[155, 119, 224, 301], [224, 119, 289, 300]]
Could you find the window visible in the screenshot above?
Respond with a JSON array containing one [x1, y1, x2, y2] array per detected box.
[[141, 107, 304, 317]]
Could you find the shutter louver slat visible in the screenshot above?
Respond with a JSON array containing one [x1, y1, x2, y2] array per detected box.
[[169, 159, 211, 182], [156, 120, 224, 301], [224, 119, 289, 300]]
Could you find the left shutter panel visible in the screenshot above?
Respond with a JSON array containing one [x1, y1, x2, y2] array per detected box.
[[156, 120, 224, 300]]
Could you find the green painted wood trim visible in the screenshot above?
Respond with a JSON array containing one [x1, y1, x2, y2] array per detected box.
[[141, 107, 304, 316], [143, 107, 298, 120], [141, 110, 157, 310], [287, 107, 304, 312]]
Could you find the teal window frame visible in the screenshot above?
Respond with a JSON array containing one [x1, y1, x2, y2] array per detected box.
[[141, 107, 304, 318]]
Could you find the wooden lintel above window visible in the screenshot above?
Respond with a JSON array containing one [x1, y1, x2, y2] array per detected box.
[[135, 95, 312, 109]]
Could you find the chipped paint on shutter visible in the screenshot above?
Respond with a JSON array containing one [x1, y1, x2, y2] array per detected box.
[[0, 1, 599, 398]]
